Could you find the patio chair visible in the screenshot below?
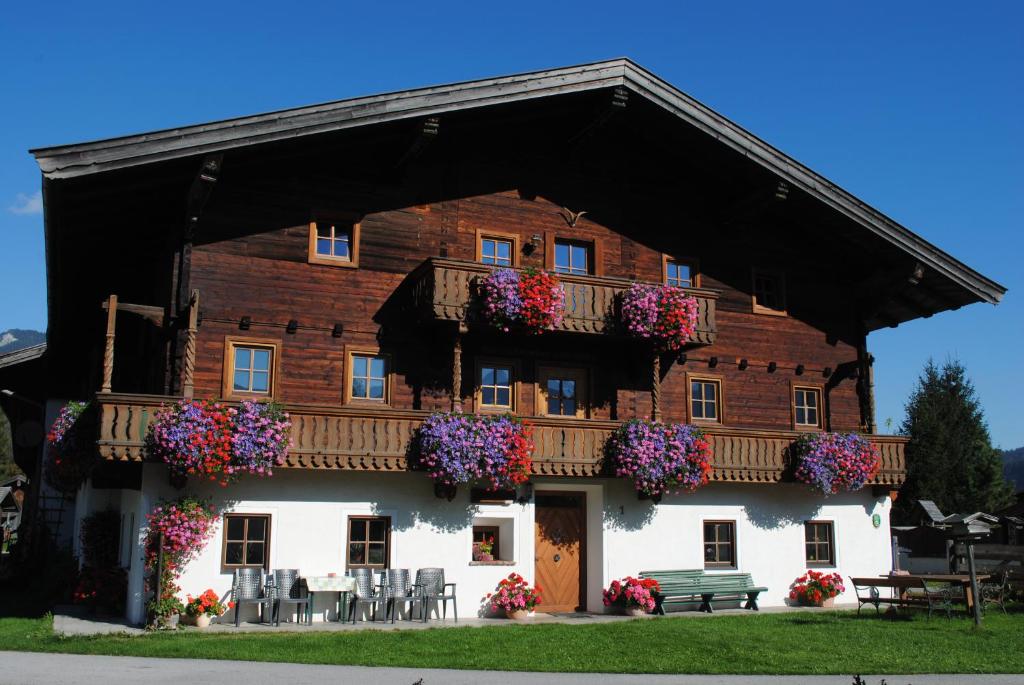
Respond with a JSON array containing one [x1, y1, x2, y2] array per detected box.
[[272, 569, 310, 626], [232, 568, 275, 627], [382, 568, 417, 623], [416, 567, 457, 622], [348, 568, 387, 624]]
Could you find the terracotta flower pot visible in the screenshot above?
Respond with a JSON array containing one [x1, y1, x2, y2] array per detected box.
[[506, 609, 531, 621], [624, 606, 649, 617], [195, 613, 212, 628], [799, 596, 835, 608]]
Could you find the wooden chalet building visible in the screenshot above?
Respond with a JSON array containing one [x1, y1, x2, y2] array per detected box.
[[29, 60, 1004, 623]]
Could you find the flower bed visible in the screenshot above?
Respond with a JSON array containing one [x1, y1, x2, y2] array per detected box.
[[605, 419, 712, 498], [792, 432, 880, 494], [620, 283, 700, 351], [44, 401, 98, 494], [789, 570, 844, 606], [144, 497, 219, 628], [146, 399, 291, 486], [603, 576, 660, 614], [485, 573, 542, 617], [416, 412, 533, 489], [479, 268, 564, 334]]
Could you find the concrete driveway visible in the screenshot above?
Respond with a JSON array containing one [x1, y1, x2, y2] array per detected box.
[[1, 652, 1020, 685]]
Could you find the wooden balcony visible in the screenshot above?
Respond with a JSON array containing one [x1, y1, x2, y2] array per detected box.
[[409, 258, 719, 345], [96, 394, 905, 486]]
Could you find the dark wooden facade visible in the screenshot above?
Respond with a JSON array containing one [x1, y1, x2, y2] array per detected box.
[[34, 61, 1009, 484]]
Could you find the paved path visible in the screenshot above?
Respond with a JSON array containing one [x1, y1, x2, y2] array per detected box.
[[0, 652, 1019, 685]]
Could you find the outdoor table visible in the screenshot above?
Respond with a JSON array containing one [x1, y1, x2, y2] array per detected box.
[[305, 575, 356, 622], [881, 573, 991, 613]]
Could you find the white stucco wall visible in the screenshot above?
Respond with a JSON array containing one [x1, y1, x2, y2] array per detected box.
[[110, 465, 893, 624]]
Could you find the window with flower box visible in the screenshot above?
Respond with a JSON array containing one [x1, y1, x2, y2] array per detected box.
[[347, 516, 390, 570], [805, 521, 835, 566], [472, 526, 501, 561], [703, 520, 736, 569], [222, 514, 271, 570]]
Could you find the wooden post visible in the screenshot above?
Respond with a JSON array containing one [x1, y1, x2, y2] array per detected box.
[[100, 294, 117, 393], [452, 324, 465, 412], [651, 350, 661, 422], [966, 540, 982, 628], [182, 289, 199, 399]]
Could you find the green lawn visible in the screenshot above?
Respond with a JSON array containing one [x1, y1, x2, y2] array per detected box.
[[2, 611, 1023, 674]]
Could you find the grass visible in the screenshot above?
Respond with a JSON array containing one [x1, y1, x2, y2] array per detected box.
[[2, 610, 1024, 674]]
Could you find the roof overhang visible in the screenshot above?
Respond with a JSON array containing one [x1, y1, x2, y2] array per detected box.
[[30, 58, 1005, 309]]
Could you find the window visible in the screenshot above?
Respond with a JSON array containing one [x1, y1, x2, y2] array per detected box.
[[703, 521, 736, 568], [472, 525, 501, 561], [689, 377, 722, 423], [223, 338, 279, 399], [347, 516, 390, 569], [222, 514, 270, 569], [752, 269, 786, 314], [478, 362, 514, 411], [537, 366, 587, 418], [805, 521, 835, 566], [793, 386, 823, 429], [308, 220, 360, 268], [475, 230, 519, 267], [664, 257, 698, 288], [346, 350, 389, 403], [554, 240, 591, 275]]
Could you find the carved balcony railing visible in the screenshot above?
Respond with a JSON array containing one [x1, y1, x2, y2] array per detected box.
[[96, 394, 905, 486], [409, 258, 719, 345]]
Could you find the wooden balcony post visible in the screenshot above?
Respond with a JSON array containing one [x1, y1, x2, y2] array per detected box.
[[100, 294, 117, 393], [651, 350, 661, 422], [182, 289, 199, 399], [452, 324, 466, 412]]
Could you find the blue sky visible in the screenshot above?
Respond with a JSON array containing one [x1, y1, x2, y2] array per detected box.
[[1, 1, 1021, 447]]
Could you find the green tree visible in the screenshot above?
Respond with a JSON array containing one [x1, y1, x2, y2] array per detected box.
[[896, 359, 1013, 519], [0, 407, 20, 481]]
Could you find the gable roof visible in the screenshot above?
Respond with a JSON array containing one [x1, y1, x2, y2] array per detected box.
[[0, 343, 46, 370], [29, 58, 1005, 307]]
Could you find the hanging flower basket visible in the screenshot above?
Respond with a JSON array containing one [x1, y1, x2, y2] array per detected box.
[[416, 412, 533, 491], [620, 283, 700, 352], [146, 399, 291, 487], [478, 268, 564, 334], [44, 401, 98, 495], [792, 432, 880, 494], [606, 419, 712, 498]]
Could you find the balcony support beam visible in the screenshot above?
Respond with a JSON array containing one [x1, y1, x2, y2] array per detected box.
[[100, 294, 117, 394], [651, 350, 662, 422], [182, 290, 200, 399], [451, 323, 466, 412]]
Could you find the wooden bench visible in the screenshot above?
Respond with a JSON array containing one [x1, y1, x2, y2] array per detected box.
[[640, 569, 767, 614], [849, 576, 954, 619]]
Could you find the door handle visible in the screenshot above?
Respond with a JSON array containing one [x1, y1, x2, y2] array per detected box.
[[554, 554, 561, 562]]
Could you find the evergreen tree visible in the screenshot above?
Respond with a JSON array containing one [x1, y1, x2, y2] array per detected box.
[[896, 359, 1013, 519]]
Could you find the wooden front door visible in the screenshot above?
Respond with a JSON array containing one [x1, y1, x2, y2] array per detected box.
[[534, 492, 586, 612]]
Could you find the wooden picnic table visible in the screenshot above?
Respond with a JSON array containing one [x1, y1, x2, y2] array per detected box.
[[880, 573, 990, 612]]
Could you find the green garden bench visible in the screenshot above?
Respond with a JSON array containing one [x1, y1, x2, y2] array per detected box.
[[640, 569, 767, 614]]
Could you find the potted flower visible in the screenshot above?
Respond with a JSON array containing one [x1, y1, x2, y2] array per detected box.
[[789, 570, 845, 607], [605, 419, 712, 500], [620, 282, 700, 352], [485, 573, 542, 620], [185, 589, 231, 628], [792, 432, 880, 494], [603, 576, 660, 616], [473, 535, 495, 562], [478, 268, 564, 334], [149, 592, 185, 630]]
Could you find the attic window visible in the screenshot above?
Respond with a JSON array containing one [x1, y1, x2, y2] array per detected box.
[[309, 220, 361, 268], [752, 269, 786, 315]]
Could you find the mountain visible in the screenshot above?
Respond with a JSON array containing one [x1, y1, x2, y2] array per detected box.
[[0, 329, 45, 354], [1004, 446, 1024, 492]]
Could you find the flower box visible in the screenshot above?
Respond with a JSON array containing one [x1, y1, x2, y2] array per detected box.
[[606, 420, 712, 497]]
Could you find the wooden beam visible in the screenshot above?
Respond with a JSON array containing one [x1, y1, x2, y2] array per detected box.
[[182, 290, 199, 400], [100, 294, 117, 394], [101, 300, 164, 326]]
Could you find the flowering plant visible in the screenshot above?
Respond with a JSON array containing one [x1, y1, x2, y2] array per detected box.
[[792, 432, 880, 494], [229, 400, 292, 477], [416, 412, 533, 489], [146, 399, 292, 485], [473, 535, 495, 561], [789, 570, 845, 605], [603, 576, 660, 613], [478, 268, 564, 334], [606, 419, 712, 497], [185, 589, 231, 617], [620, 283, 700, 351], [144, 497, 219, 626], [485, 573, 542, 614], [146, 400, 234, 485], [44, 401, 98, 494]]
